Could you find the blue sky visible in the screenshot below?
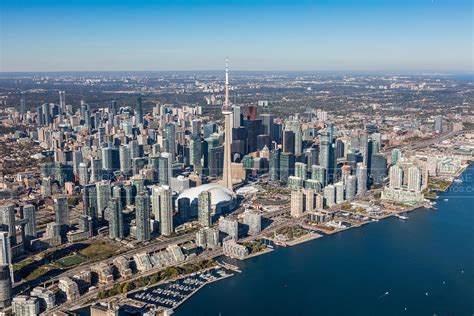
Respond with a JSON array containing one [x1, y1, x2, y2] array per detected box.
[[0, 0, 472, 72]]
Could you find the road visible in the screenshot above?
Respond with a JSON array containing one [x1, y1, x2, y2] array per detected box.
[[383, 129, 470, 153], [28, 207, 290, 291], [16, 233, 195, 294], [53, 248, 224, 313]]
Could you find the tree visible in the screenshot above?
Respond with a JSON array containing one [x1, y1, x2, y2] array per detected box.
[[150, 274, 160, 284], [122, 282, 130, 293]]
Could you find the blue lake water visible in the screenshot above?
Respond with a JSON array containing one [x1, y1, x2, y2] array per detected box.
[[176, 165, 474, 316]]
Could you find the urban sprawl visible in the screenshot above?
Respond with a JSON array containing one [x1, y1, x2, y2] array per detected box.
[[0, 67, 472, 316]]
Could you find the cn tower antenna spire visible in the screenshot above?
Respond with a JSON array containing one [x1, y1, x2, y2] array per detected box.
[[223, 57, 230, 113]]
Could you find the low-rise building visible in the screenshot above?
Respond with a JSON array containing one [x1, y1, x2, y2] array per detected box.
[[58, 277, 80, 302], [113, 256, 132, 278], [12, 295, 39, 316], [30, 286, 56, 310], [222, 238, 249, 259]]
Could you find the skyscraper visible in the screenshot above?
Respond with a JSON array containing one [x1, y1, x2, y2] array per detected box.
[[20, 97, 26, 115], [119, 144, 132, 176], [54, 196, 69, 233], [283, 130, 295, 154], [279, 152, 295, 184], [356, 162, 368, 196], [295, 162, 307, 180], [151, 185, 162, 221], [209, 145, 224, 177], [345, 175, 357, 200], [259, 113, 274, 141], [135, 191, 150, 241], [158, 152, 173, 185], [96, 180, 111, 220], [164, 123, 176, 161], [110, 100, 118, 115], [285, 119, 302, 155], [78, 162, 89, 185], [0, 205, 16, 246], [0, 232, 11, 267], [159, 185, 173, 236], [222, 58, 233, 191], [389, 165, 403, 189], [407, 166, 422, 192], [59, 90, 66, 113], [22, 204, 36, 241], [243, 210, 262, 235], [434, 115, 443, 133], [129, 140, 141, 159], [269, 149, 280, 182], [135, 96, 143, 126], [0, 264, 12, 308], [0, 231, 12, 300], [198, 191, 212, 227], [108, 197, 124, 240], [311, 164, 327, 186], [335, 182, 345, 204], [72, 149, 83, 175], [233, 105, 242, 128], [323, 185, 336, 208], [370, 153, 387, 185], [177, 197, 190, 224], [83, 184, 98, 226], [319, 131, 333, 184], [101, 146, 119, 173], [391, 148, 402, 166], [189, 136, 202, 169], [290, 190, 304, 218], [90, 158, 102, 183]]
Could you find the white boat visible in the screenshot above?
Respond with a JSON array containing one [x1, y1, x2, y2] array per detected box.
[[395, 214, 408, 220], [443, 198, 448, 202]]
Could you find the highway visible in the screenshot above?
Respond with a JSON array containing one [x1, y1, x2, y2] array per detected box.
[[16, 233, 195, 294], [48, 209, 295, 312], [52, 247, 224, 313], [27, 207, 291, 291], [383, 129, 471, 153]]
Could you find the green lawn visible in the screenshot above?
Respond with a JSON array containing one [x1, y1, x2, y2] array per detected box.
[[57, 255, 87, 268], [25, 264, 56, 281], [13, 257, 35, 272], [79, 241, 120, 260]]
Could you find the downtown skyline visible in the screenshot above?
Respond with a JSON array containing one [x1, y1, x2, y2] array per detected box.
[[1, 0, 473, 73], [0, 3, 473, 311]]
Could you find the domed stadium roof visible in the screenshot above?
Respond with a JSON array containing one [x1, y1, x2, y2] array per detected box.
[[177, 183, 235, 206]]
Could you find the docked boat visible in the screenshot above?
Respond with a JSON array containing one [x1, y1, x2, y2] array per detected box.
[[443, 198, 449, 202], [274, 241, 287, 247], [453, 178, 463, 184], [395, 214, 408, 220]]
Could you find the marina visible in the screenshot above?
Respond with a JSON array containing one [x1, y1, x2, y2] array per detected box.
[[127, 267, 234, 311], [176, 165, 474, 316]]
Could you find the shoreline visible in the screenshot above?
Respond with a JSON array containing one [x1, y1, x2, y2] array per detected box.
[[242, 247, 274, 260], [77, 164, 473, 315]]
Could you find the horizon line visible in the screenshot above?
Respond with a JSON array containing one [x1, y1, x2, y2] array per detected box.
[[0, 69, 472, 75]]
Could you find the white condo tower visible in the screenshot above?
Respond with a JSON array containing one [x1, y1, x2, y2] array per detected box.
[[222, 57, 233, 191]]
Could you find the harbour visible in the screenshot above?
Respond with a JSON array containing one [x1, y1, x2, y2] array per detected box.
[[175, 164, 474, 316], [127, 266, 234, 311]]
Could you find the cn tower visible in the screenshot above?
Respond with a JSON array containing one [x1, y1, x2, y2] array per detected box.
[[222, 57, 233, 191]]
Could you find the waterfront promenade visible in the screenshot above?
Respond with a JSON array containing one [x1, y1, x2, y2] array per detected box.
[[175, 165, 474, 316]]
